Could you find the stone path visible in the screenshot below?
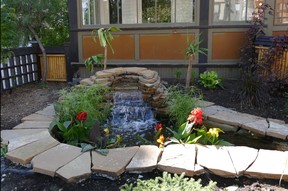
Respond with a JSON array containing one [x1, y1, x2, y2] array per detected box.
[[1, 103, 288, 183]]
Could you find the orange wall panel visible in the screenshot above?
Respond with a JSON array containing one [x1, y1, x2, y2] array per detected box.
[[212, 32, 245, 60], [82, 35, 135, 60], [139, 33, 194, 60], [272, 31, 288, 36]]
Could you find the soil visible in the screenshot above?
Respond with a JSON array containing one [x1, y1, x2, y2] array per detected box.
[[1, 81, 288, 191]]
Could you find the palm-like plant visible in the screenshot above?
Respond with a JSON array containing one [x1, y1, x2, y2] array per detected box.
[[185, 35, 208, 90]]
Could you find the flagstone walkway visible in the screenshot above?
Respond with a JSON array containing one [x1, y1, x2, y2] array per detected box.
[[1, 103, 288, 183]]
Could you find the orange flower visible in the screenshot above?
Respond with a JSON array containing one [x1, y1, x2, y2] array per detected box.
[[187, 107, 203, 125], [155, 123, 163, 132]]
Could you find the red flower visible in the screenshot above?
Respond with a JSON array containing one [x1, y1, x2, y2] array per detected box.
[[155, 123, 163, 132], [76, 112, 87, 121], [187, 108, 203, 125]]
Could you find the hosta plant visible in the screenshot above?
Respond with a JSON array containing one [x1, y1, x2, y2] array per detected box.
[[199, 71, 223, 89]]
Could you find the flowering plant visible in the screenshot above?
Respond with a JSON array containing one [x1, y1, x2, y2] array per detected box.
[[157, 108, 232, 147]]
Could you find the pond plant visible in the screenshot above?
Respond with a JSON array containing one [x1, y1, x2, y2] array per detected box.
[[49, 84, 122, 152]]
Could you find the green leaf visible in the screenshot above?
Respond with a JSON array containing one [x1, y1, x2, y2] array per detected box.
[[49, 118, 58, 131], [81, 143, 96, 152], [95, 149, 109, 156], [63, 120, 72, 129]]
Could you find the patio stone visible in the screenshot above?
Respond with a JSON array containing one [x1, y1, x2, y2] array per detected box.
[[7, 130, 52, 151], [1, 129, 46, 145], [35, 105, 55, 117], [266, 121, 288, 140], [226, 146, 258, 176], [91, 146, 139, 177], [13, 121, 52, 129], [157, 144, 198, 176], [56, 152, 91, 183], [198, 100, 215, 108], [242, 119, 269, 136], [245, 149, 288, 181], [21, 113, 53, 122], [196, 145, 236, 177], [126, 145, 162, 173], [32, 143, 82, 177], [202, 105, 233, 119], [6, 136, 59, 164]]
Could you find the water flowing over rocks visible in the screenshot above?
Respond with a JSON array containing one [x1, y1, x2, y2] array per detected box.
[[80, 67, 168, 116]]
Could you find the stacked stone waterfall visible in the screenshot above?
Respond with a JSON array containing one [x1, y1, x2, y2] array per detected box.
[[80, 67, 167, 115]]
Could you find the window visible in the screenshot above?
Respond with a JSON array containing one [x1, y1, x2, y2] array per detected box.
[[274, 0, 288, 25], [213, 0, 256, 23], [81, 0, 196, 26]]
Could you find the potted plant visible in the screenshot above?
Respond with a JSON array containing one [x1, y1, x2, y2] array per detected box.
[[185, 34, 208, 90], [85, 26, 121, 72]]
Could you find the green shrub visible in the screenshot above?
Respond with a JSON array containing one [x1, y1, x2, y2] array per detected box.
[[199, 71, 223, 89], [166, 85, 202, 127], [120, 172, 217, 191]]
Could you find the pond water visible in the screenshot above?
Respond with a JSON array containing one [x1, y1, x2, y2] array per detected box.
[[108, 90, 288, 151]]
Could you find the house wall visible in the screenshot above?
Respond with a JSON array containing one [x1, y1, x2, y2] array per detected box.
[[68, 0, 287, 81]]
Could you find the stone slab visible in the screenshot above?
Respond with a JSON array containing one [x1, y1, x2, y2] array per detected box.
[[266, 122, 288, 140], [139, 70, 157, 79], [6, 136, 59, 164], [226, 146, 258, 176], [245, 149, 288, 181], [7, 130, 52, 151], [157, 144, 198, 176], [1, 129, 46, 145], [56, 152, 91, 183], [80, 78, 94, 86], [196, 145, 236, 177], [21, 113, 53, 122], [35, 105, 55, 117], [91, 146, 139, 177], [32, 143, 82, 177], [242, 119, 269, 136], [95, 71, 114, 78], [124, 67, 147, 74], [126, 145, 162, 173], [209, 111, 263, 129], [198, 100, 215, 108], [202, 105, 234, 119], [13, 121, 52, 129]]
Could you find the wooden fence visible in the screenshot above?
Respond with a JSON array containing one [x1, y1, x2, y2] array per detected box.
[[1, 46, 67, 92]]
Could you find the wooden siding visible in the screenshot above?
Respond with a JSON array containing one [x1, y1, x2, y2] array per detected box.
[[40, 54, 67, 82], [82, 35, 135, 60], [139, 33, 194, 60], [212, 32, 246, 60]]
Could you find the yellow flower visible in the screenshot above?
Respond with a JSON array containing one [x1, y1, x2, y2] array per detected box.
[[207, 128, 223, 138], [104, 128, 110, 135], [157, 134, 165, 145]]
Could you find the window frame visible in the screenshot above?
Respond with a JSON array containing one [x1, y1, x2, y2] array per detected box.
[[274, 0, 288, 25], [210, 0, 256, 25], [78, 0, 199, 29]]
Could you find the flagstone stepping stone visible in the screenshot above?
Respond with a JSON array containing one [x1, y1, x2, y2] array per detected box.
[[21, 113, 53, 122], [7, 130, 52, 151], [202, 105, 233, 118], [226, 146, 258, 176], [56, 152, 91, 183], [266, 122, 288, 140], [242, 119, 269, 136], [198, 100, 215, 108], [157, 144, 200, 176], [196, 145, 236, 177], [6, 136, 59, 164], [1, 129, 46, 145], [35, 105, 55, 117], [245, 149, 288, 181], [126, 145, 162, 173], [32, 144, 82, 177], [13, 121, 52, 129], [91, 146, 139, 177]]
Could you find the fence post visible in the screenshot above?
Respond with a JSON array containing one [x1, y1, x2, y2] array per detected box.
[[31, 42, 42, 81]]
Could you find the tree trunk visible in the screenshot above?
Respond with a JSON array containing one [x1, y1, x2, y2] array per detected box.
[[185, 55, 194, 91], [103, 46, 107, 70], [29, 26, 47, 82]]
